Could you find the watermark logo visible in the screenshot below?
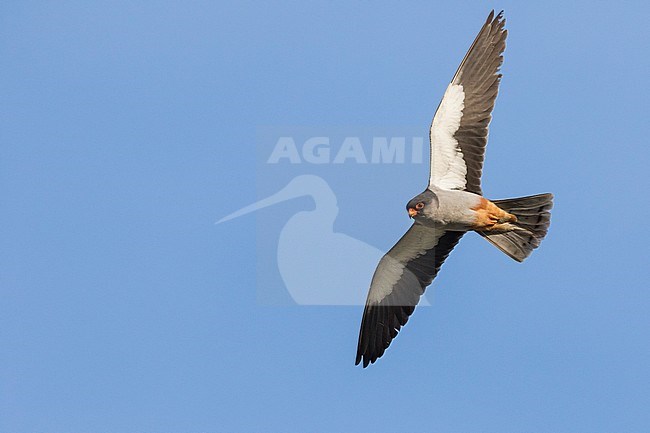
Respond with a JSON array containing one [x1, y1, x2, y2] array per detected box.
[[267, 136, 425, 164], [218, 127, 433, 306]]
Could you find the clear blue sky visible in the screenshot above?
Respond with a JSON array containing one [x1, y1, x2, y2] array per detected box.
[[2, 1, 650, 432]]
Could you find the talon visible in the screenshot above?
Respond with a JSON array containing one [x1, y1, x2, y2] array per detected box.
[[498, 213, 517, 223]]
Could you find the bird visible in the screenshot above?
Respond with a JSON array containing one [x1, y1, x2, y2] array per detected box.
[[356, 10, 553, 367]]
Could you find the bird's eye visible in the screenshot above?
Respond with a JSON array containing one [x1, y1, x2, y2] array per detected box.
[[415, 202, 424, 210]]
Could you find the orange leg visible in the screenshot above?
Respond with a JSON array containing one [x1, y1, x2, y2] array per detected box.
[[471, 198, 517, 231]]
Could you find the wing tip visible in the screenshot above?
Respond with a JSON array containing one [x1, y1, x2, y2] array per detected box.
[[355, 348, 370, 367], [487, 10, 506, 27], [355, 352, 373, 368]]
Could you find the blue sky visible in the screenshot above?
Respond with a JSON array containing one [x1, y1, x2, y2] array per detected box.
[[2, 1, 650, 432]]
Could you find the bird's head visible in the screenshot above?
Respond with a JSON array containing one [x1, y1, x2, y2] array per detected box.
[[406, 190, 438, 219]]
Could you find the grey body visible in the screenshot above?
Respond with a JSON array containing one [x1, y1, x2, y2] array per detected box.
[[412, 187, 482, 231]]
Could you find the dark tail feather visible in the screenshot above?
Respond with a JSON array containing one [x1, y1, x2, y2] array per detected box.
[[479, 193, 553, 262]]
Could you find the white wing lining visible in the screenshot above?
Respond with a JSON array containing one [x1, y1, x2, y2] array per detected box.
[[428, 84, 467, 190]]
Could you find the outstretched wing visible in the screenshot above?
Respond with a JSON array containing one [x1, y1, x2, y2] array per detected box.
[[429, 10, 507, 195], [356, 224, 463, 367]]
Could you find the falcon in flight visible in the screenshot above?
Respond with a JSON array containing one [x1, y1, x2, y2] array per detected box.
[[356, 10, 553, 367]]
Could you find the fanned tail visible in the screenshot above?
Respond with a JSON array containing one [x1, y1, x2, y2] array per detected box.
[[479, 193, 553, 262]]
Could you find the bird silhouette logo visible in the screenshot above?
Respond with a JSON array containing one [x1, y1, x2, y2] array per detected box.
[[217, 174, 432, 306]]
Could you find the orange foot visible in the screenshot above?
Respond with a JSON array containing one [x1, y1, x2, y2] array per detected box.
[[471, 198, 517, 230]]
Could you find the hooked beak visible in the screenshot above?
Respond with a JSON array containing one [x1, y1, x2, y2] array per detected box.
[[408, 208, 418, 218]]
